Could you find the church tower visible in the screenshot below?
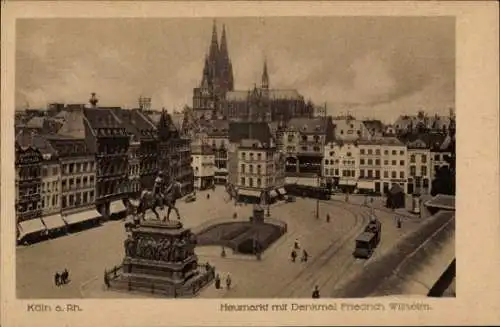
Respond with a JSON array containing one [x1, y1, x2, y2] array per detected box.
[[192, 20, 235, 120], [261, 59, 269, 90]]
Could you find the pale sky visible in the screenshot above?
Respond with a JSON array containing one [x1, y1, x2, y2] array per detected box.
[[16, 17, 455, 122]]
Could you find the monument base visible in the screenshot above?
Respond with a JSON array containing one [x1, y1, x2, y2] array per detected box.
[[106, 218, 215, 297]]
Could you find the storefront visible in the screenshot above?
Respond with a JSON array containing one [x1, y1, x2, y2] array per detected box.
[[41, 213, 67, 237], [109, 200, 127, 220], [238, 189, 262, 204], [63, 209, 102, 231], [17, 218, 47, 245]]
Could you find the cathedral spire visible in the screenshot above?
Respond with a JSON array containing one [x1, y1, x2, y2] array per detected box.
[[208, 19, 219, 63], [201, 55, 211, 88], [262, 58, 269, 89], [220, 24, 229, 59]]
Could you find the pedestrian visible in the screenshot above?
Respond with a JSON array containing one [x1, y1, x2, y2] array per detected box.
[[326, 213, 331, 223], [397, 216, 402, 229], [226, 274, 232, 290], [215, 274, 221, 289], [294, 238, 300, 250], [63, 268, 70, 284], [312, 285, 320, 299], [291, 249, 297, 262], [54, 272, 60, 287], [104, 271, 110, 289], [301, 249, 309, 262], [207, 193, 210, 200]]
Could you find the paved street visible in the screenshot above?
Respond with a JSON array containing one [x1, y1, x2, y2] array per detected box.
[[17, 187, 422, 299]]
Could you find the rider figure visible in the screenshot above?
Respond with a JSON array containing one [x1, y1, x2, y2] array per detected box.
[[153, 171, 165, 206]]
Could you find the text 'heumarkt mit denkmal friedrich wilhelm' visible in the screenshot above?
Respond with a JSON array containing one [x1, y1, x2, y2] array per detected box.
[[220, 302, 432, 312]]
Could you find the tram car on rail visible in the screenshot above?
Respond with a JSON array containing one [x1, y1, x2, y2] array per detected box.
[[284, 184, 331, 200]]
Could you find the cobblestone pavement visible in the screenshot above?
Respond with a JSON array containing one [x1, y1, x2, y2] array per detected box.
[[17, 187, 423, 299]]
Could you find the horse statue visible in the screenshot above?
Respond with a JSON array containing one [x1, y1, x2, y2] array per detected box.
[[136, 180, 183, 222]]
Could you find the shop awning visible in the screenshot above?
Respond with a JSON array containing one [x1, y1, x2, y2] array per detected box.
[[269, 190, 278, 198], [339, 179, 357, 186], [42, 214, 66, 230], [110, 200, 127, 215], [357, 180, 375, 189], [277, 187, 287, 195], [63, 209, 101, 225], [18, 218, 47, 240], [238, 189, 262, 198]]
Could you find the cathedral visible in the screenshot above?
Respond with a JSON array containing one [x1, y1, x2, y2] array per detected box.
[[192, 21, 313, 123]]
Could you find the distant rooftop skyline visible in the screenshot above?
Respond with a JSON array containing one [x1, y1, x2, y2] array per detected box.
[[16, 17, 455, 122]]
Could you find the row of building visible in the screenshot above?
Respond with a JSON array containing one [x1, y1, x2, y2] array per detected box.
[[15, 97, 194, 244]]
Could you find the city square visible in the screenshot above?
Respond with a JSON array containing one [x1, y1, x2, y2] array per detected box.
[[14, 17, 456, 300], [17, 186, 427, 299]]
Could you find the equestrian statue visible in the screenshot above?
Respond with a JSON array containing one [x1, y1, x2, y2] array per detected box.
[[135, 171, 183, 222]]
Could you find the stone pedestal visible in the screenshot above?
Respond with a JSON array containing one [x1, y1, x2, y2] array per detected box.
[[108, 219, 215, 297]]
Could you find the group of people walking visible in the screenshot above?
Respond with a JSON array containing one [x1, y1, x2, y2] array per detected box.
[[54, 269, 70, 286], [290, 239, 309, 263], [214, 273, 232, 290]]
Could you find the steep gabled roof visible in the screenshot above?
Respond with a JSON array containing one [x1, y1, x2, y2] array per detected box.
[[287, 117, 328, 134]]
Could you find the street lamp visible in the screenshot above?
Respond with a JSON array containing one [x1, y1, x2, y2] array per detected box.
[[315, 174, 320, 219]]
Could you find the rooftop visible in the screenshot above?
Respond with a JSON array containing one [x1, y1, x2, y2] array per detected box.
[[287, 117, 329, 134], [229, 122, 273, 144], [225, 88, 302, 102], [357, 137, 404, 146], [424, 194, 455, 211]]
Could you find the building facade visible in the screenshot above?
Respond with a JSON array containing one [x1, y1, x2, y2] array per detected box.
[[191, 141, 215, 190], [236, 138, 284, 203], [157, 110, 194, 195], [204, 120, 229, 184], [84, 103, 129, 219], [283, 117, 335, 176], [323, 140, 359, 192], [128, 137, 141, 197], [48, 137, 100, 226], [407, 139, 432, 195], [15, 142, 44, 242]]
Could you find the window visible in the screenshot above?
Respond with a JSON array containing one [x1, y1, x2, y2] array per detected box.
[[391, 171, 397, 179], [240, 177, 245, 186], [384, 160, 389, 165], [287, 135, 294, 142], [434, 154, 440, 161], [375, 149, 381, 155], [90, 176, 94, 185], [368, 149, 373, 155], [410, 166, 416, 176], [90, 191, 94, 199], [62, 196, 67, 208], [69, 163, 74, 173], [423, 178, 429, 188], [422, 155, 427, 164], [340, 130, 344, 135], [400, 171, 405, 179], [42, 168, 48, 177], [257, 178, 262, 187], [335, 169, 339, 176], [368, 159, 373, 165], [324, 169, 328, 176], [367, 170, 373, 178], [400, 150, 405, 156], [241, 152, 246, 160], [400, 160, 405, 166], [421, 166, 427, 176], [375, 159, 380, 165], [410, 155, 416, 163], [360, 149, 365, 155], [375, 170, 380, 178], [52, 167, 58, 175], [384, 171, 389, 178], [347, 152, 352, 157], [62, 179, 67, 191], [249, 165, 254, 174], [257, 165, 261, 173], [392, 160, 397, 166], [69, 194, 74, 206], [249, 178, 254, 187], [360, 159, 365, 165], [329, 151, 334, 157], [384, 150, 389, 155], [241, 164, 245, 173], [313, 146, 320, 152], [257, 153, 262, 161], [83, 192, 88, 203]]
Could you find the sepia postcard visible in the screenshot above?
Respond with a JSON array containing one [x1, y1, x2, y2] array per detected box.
[[1, 1, 499, 326]]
